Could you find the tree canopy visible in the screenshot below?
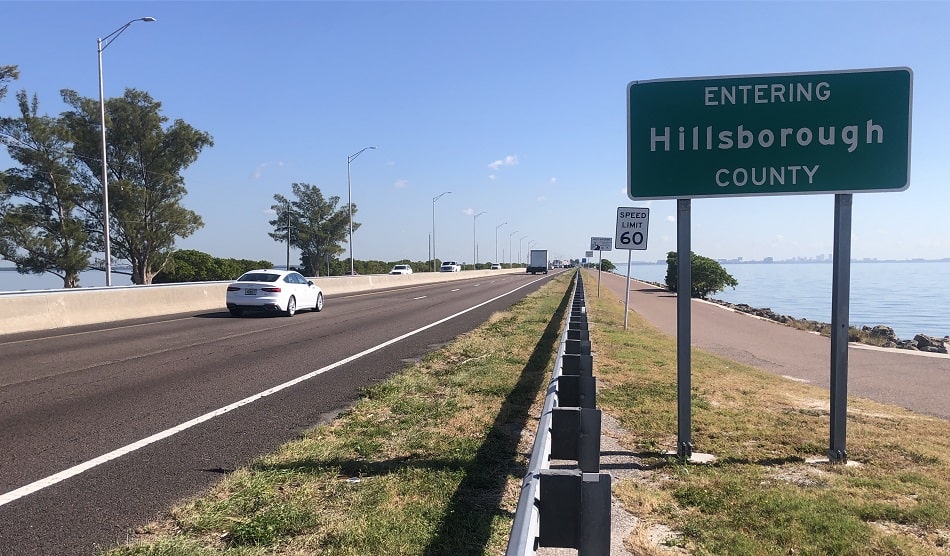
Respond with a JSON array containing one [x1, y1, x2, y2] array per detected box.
[[60, 88, 213, 284], [269, 183, 354, 276], [0, 90, 92, 287], [664, 251, 738, 299], [153, 249, 272, 283]]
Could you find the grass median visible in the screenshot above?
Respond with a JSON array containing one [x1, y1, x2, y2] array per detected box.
[[104, 269, 948, 555]]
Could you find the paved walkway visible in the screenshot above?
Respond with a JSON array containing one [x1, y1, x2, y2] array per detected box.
[[593, 269, 949, 420]]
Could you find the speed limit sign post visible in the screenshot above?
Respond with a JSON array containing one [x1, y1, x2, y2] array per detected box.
[[616, 207, 650, 329]]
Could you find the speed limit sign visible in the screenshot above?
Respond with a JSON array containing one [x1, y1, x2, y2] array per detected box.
[[615, 207, 649, 250]]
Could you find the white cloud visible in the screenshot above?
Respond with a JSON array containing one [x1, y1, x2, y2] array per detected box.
[[463, 208, 475, 216], [251, 161, 285, 180], [488, 174, 497, 181], [488, 155, 518, 171], [550, 177, 557, 185], [666, 215, 676, 224], [537, 196, 548, 202], [394, 179, 408, 189]]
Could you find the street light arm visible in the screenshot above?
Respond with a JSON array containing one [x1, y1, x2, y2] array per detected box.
[[348, 145, 376, 163], [100, 17, 156, 52]]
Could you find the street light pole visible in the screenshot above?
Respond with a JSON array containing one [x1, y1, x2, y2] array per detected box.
[[472, 211, 486, 270], [432, 191, 451, 271], [508, 230, 518, 267], [346, 146, 375, 276], [495, 222, 507, 263], [98, 16, 155, 286]]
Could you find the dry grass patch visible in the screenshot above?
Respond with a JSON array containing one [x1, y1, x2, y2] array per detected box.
[[584, 270, 950, 555]]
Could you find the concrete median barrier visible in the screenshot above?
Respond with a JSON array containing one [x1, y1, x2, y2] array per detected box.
[[0, 268, 525, 335]]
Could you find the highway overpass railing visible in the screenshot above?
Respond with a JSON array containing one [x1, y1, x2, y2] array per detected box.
[[506, 271, 611, 556]]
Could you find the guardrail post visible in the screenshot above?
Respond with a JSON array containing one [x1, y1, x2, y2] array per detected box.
[[538, 469, 611, 555], [561, 353, 593, 376], [551, 407, 602, 472], [555, 374, 596, 408], [567, 328, 590, 341], [565, 338, 591, 356], [579, 472, 612, 556]]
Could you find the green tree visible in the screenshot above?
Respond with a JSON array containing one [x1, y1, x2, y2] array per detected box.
[[0, 65, 17, 103], [269, 183, 353, 276], [60, 88, 213, 285], [1, 65, 21, 195], [665, 251, 738, 299], [0, 91, 91, 287], [599, 258, 615, 272], [153, 249, 272, 283]]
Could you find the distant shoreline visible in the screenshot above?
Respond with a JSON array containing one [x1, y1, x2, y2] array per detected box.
[[625, 258, 950, 266]]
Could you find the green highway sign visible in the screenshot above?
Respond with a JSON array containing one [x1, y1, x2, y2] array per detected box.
[[627, 68, 912, 199]]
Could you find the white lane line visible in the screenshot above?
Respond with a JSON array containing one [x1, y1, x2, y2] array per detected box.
[[0, 276, 546, 507], [413, 296, 427, 300], [451, 288, 461, 292]]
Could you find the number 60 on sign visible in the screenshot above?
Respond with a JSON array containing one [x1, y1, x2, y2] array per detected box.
[[616, 207, 650, 250]]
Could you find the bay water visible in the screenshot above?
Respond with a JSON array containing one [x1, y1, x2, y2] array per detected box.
[[613, 260, 949, 341]]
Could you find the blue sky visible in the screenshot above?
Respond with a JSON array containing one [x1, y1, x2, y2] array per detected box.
[[1, 1, 948, 268]]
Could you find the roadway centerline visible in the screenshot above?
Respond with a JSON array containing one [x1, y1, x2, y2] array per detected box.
[[0, 276, 548, 507]]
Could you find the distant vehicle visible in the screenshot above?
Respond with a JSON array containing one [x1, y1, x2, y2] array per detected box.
[[527, 249, 548, 275], [490, 263, 502, 270], [440, 261, 461, 272], [390, 264, 413, 275], [226, 269, 324, 317]]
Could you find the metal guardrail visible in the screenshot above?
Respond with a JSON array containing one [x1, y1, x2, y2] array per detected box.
[[506, 271, 611, 556]]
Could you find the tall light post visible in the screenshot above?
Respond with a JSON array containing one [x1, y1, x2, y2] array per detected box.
[[519, 235, 528, 265], [432, 191, 451, 271], [98, 16, 155, 286], [346, 146, 375, 276], [472, 211, 486, 270], [508, 230, 518, 267], [495, 222, 507, 264]]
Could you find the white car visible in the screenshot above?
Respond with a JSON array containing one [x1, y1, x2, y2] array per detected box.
[[490, 263, 502, 270], [440, 261, 461, 272], [226, 269, 324, 317], [390, 264, 413, 275]]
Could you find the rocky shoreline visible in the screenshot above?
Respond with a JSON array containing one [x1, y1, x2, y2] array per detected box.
[[707, 298, 948, 355]]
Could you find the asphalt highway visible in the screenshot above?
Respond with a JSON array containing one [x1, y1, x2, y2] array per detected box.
[[594, 269, 950, 420], [0, 271, 562, 555]]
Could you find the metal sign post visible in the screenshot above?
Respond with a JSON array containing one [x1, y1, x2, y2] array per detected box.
[[829, 194, 853, 462], [676, 199, 692, 459], [615, 208, 650, 329], [590, 237, 612, 297]]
